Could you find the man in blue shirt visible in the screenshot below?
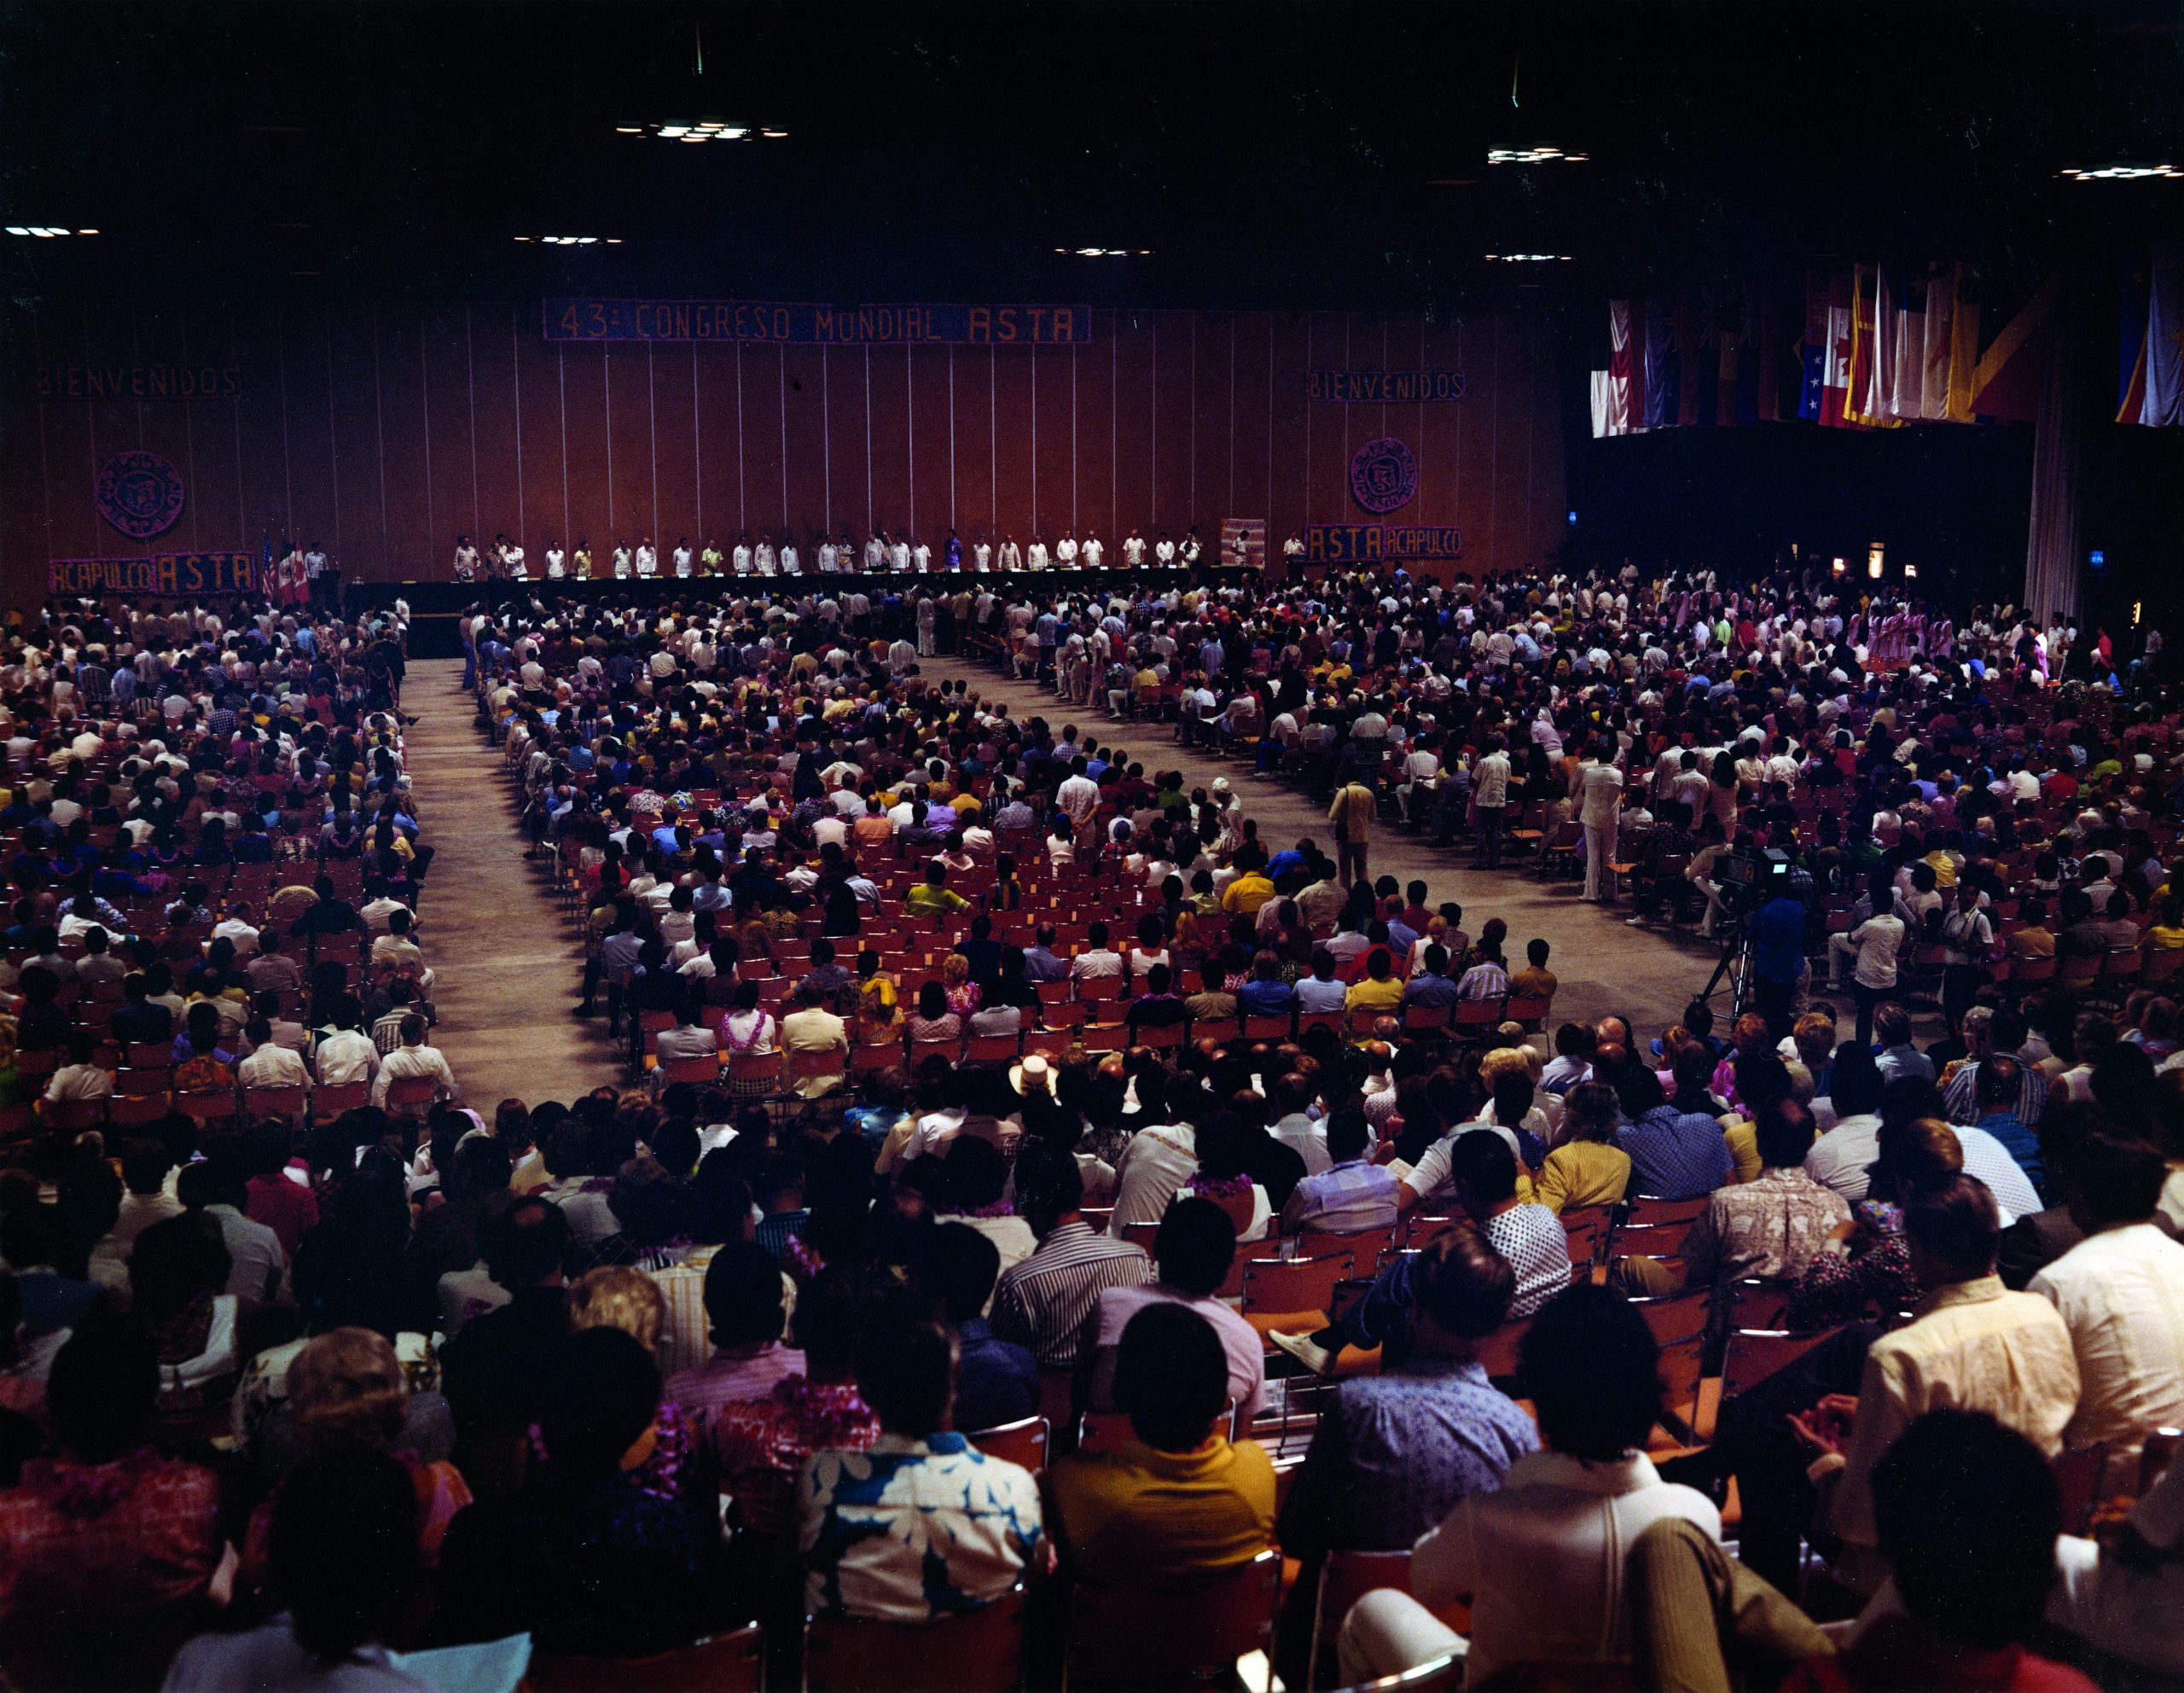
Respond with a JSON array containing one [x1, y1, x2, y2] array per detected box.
[[1748, 878, 1808, 1039], [929, 1223, 1039, 1435], [1236, 952, 1297, 1018], [1272, 1224, 1536, 1682], [1969, 1054, 2045, 1198]]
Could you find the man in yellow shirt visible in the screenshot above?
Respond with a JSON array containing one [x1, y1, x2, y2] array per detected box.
[[903, 864, 972, 917], [1345, 950, 1405, 1015], [1221, 864, 1276, 918], [1042, 1302, 1275, 1588]]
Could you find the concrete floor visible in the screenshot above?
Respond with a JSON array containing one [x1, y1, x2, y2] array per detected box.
[[405, 659, 624, 1109], [924, 656, 1743, 1040]]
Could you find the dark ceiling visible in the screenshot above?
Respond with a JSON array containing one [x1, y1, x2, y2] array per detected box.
[[3, 0, 2181, 312]]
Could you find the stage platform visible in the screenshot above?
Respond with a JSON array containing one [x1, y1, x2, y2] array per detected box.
[[346, 567, 1261, 656]]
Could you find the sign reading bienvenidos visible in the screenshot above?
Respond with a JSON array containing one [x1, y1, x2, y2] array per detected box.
[[544, 299, 1092, 345]]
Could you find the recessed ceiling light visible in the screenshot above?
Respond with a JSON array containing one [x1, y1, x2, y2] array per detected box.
[[1487, 147, 1583, 165], [1484, 253, 1571, 263], [615, 126, 642, 134], [3, 227, 26, 236], [760, 129, 787, 139], [76, 228, 97, 236]]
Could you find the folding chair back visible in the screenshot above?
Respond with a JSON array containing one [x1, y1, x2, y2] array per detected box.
[[1068, 1550, 1280, 1690], [967, 1415, 1049, 1475], [805, 1585, 1026, 1693], [529, 1625, 764, 1693]]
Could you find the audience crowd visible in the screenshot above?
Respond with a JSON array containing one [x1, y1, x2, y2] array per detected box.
[[0, 559, 2176, 1693]]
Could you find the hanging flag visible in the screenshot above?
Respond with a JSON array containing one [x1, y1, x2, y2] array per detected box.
[[1797, 271, 1826, 420], [1606, 300, 1635, 435], [1716, 288, 1745, 426], [1753, 278, 1780, 423], [1873, 265, 1903, 419], [1589, 369, 1613, 438], [2141, 247, 2184, 427], [1921, 262, 1956, 421], [1946, 265, 1981, 422], [1821, 270, 1854, 428], [2119, 259, 2152, 423], [1676, 292, 1705, 426], [1642, 296, 1677, 429], [1888, 268, 1924, 420], [1626, 298, 1649, 432]]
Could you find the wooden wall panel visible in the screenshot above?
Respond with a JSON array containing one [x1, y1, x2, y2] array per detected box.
[[1, 298, 1565, 601]]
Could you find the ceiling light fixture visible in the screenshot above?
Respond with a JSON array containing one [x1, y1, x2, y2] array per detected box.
[[622, 121, 779, 144], [6, 225, 86, 238], [521, 235, 618, 246], [1483, 252, 1571, 262], [1486, 147, 1586, 165], [1056, 247, 1144, 257], [2058, 162, 2181, 179]]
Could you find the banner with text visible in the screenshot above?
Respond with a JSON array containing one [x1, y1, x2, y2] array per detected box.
[[1304, 523, 1463, 563], [49, 551, 260, 596], [36, 364, 244, 400], [1309, 369, 1467, 403], [544, 299, 1092, 345]]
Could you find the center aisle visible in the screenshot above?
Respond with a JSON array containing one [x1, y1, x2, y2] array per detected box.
[[921, 654, 1717, 1035], [403, 656, 623, 1108]]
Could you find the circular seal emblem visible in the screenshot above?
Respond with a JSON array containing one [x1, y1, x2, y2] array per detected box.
[[1349, 436, 1418, 515], [95, 451, 186, 540]]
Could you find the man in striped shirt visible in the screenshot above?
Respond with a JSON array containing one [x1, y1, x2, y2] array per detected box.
[[991, 1144, 1150, 1368], [1456, 949, 1511, 1001]]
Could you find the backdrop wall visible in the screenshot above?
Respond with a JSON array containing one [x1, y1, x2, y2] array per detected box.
[[0, 301, 1565, 597]]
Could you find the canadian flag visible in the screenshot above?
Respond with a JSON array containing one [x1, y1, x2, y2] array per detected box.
[[1819, 270, 1854, 428]]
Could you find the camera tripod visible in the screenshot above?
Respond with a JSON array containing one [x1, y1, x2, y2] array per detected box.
[[1698, 916, 1757, 1021]]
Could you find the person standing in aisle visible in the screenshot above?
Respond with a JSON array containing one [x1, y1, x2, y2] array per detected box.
[[1576, 741, 1625, 903], [1328, 778, 1375, 887]]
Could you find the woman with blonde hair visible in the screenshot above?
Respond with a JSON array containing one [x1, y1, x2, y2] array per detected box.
[[562, 1267, 704, 1504], [244, 1327, 471, 1588]]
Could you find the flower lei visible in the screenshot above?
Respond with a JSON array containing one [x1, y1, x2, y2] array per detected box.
[[1185, 1171, 1252, 1198]]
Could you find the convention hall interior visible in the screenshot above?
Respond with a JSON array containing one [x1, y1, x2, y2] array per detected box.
[[0, 3, 2181, 1690]]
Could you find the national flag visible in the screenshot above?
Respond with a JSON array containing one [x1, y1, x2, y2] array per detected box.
[[1820, 269, 1854, 428], [2130, 246, 2184, 428], [1873, 265, 1903, 419], [1752, 278, 1780, 423], [1589, 369, 1613, 438], [1627, 298, 1649, 431], [2118, 260, 2152, 423], [1677, 292, 1706, 427], [1642, 296, 1677, 429], [1716, 288, 1745, 426], [1606, 300, 1635, 435], [1921, 262, 1956, 421], [1797, 271, 1827, 420], [260, 532, 274, 596], [1946, 265, 1981, 422]]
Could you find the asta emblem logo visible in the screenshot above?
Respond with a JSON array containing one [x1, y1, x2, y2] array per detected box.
[[1349, 437, 1418, 515], [95, 451, 186, 540]]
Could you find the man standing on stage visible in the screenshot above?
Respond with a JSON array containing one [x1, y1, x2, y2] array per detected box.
[[452, 534, 479, 581], [672, 538, 694, 578], [304, 540, 331, 608], [635, 537, 659, 578]]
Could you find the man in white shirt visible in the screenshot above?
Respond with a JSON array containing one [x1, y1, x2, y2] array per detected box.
[[311, 1006, 380, 1087], [1054, 534, 1078, 570], [544, 542, 566, 578], [238, 1016, 311, 1092], [733, 536, 754, 575], [1154, 532, 1176, 567], [1339, 1284, 1719, 1686], [2028, 1132, 2184, 1471], [1081, 532, 1103, 569], [1575, 742, 1625, 902], [612, 542, 634, 578], [1123, 529, 1146, 567], [635, 538, 659, 577], [672, 538, 694, 577], [371, 1015, 460, 1108]]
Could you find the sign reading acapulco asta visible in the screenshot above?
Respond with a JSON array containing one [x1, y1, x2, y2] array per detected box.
[[49, 551, 259, 596], [1304, 524, 1463, 563], [543, 299, 1092, 345], [1309, 369, 1466, 403]]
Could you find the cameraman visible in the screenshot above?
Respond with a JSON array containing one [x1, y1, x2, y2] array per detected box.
[[1746, 861, 1808, 1040]]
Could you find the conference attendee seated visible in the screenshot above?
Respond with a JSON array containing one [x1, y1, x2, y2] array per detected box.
[[162, 1449, 436, 1693], [0, 1316, 224, 1691], [1080, 1196, 1266, 1422], [928, 1223, 1039, 1435], [663, 1239, 806, 1422], [2027, 1131, 2184, 1471], [1615, 1062, 1734, 1201], [1335, 1284, 1722, 1686], [1535, 1080, 1632, 1213], [991, 1143, 1150, 1369], [1277, 1103, 1400, 1237], [1272, 1132, 1568, 1376], [1043, 1303, 1275, 1588], [1783, 1411, 2100, 1693], [2049, 1401, 2184, 1678], [1787, 1173, 2079, 1593], [436, 1326, 731, 1656], [799, 1314, 1043, 1622], [1275, 1224, 1536, 1675], [1617, 1096, 1850, 1297]]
